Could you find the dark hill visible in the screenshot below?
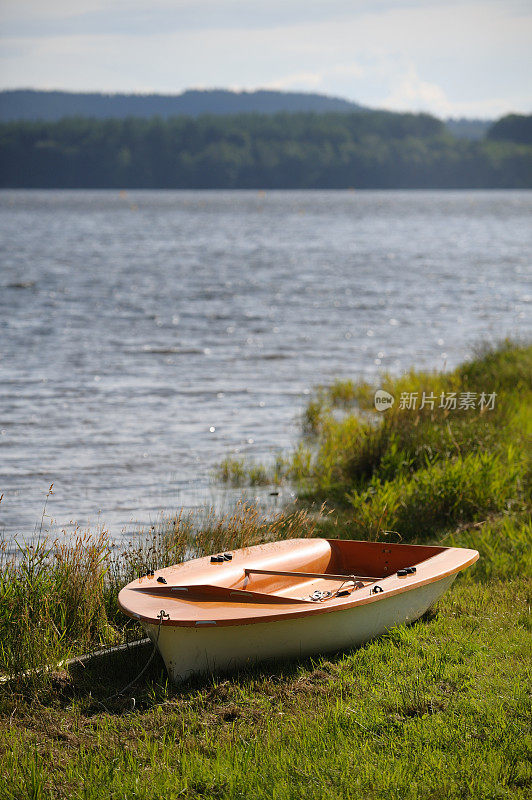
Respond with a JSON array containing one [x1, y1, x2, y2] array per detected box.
[[0, 89, 364, 122]]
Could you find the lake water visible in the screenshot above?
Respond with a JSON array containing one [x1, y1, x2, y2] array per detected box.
[[0, 190, 530, 541]]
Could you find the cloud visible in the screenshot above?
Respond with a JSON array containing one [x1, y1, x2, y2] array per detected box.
[[265, 72, 325, 91], [382, 65, 453, 115], [380, 62, 531, 118], [0, 2, 475, 38], [266, 63, 365, 93], [3, 0, 528, 41]]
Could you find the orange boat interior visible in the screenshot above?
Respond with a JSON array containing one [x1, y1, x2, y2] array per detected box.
[[118, 538, 477, 627]]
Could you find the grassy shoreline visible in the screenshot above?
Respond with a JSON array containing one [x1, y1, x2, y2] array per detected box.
[[1, 340, 530, 798]]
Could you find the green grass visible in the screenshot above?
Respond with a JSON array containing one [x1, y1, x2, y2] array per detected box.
[[346, 447, 523, 540], [1, 340, 531, 798], [0, 569, 530, 799]]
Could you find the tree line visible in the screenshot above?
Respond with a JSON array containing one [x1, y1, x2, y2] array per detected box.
[[0, 111, 530, 189]]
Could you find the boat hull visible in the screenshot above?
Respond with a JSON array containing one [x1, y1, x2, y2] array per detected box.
[[144, 573, 455, 682]]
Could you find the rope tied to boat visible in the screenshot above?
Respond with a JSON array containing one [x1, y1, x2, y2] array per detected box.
[[106, 609, 169, 700], [307, 576, 365, 601]]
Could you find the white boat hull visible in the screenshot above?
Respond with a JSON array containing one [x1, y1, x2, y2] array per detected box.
[[144, 573, 455, 682]]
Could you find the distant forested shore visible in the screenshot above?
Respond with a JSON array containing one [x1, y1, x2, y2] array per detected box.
[[1, 110, 531, 189]]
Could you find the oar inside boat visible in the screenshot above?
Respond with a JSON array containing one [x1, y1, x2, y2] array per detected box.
[[130, 583, 312, 604]]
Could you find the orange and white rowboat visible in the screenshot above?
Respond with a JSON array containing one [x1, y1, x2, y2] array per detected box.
[[118, 537, 478, 682]]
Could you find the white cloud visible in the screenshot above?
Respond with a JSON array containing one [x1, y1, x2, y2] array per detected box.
[[266, 63, 365, 93], [265, 72, 325, 91], [382, 65, 454, 115], [381, 64, 530, 117]]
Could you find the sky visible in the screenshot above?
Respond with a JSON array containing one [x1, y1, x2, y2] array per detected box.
[[0, 0, 531, 119]]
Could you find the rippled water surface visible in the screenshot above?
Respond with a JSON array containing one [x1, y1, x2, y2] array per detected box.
[[0, 190, 530, 540]]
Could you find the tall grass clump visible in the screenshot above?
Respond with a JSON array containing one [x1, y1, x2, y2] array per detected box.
[[449, 512, 532, 583], [0, 532, 112, 682], [347, 447, 523, 540]]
